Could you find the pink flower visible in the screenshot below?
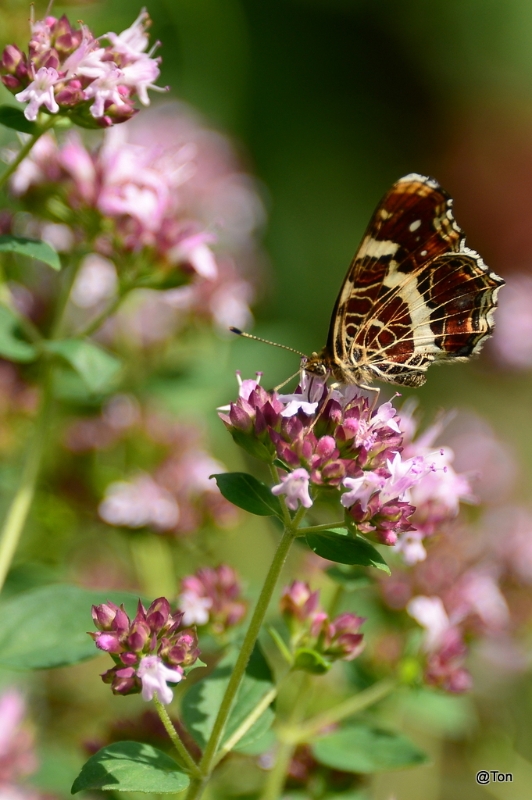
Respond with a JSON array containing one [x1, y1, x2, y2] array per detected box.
[[272, 468, 313, 510], [104, 9, 152, 58], [15, 66, 59, 120], [137, 655, 183, 704], [407, 595, 452, 651], [99, 474, 180, 531], [71, 254, 117, 308], [84, 64, 129, 118], [63, 38, 107, 79], [490, 273, 532, 368], [179, 565, 247, 633], [0, 689, 38, 785], [121, 54, 163, 106], [280, 581, 322, 627], [407, 595, 472, 693], [341, 471, 384, 512], [393, 530, 427, 564], [278, 373, 325, 417], [179, 591, 213, 626]]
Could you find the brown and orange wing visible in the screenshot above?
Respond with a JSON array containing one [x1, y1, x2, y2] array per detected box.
[[327, 174, 504, 386]]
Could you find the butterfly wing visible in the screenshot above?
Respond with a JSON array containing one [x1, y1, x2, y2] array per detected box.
[[327, 173, 504, 387]]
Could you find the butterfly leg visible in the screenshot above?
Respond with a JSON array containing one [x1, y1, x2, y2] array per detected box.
[[360, 384, 380, 414]]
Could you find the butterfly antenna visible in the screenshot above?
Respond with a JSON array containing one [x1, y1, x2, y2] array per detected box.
[[230, 328, 308, 359]]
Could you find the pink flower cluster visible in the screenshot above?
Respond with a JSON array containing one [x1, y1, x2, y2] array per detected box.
[[179, 564, 247, 635], [10, 106, 261, 329], [280, 580, 365, 667], [407, 596, 472, 693], [0, 689, 41, 798], [91, 597, 200, 703], [221, 375, 469, 547], [1, 9, 163, 126], [63, 398, 237, 535]]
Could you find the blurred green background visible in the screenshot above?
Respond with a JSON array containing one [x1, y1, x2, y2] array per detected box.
[[3, 1, 532, 799]]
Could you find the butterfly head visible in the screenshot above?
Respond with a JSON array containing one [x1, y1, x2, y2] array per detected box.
[[303, 350, 330, 378]]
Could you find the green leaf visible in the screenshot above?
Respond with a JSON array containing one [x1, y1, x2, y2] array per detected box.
[[312, 724, 429, 773], [211, 472, 282, 517], [182, 642, 275, 753], [0, 584, 145, 670], [230, 428, 274, 461], [326, 565, 373, 590], [71, 741, 189, 794], [306, 530, 390, 574], [293, 647, 331, 675], [44, 339, 121, 392], [0, 235, 61, 270], [0, 306, 38, 362], [0, 105, 39, 135]]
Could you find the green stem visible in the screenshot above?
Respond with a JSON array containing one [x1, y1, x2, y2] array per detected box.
[[0, 115, 57, 191], [213, 686, 278, 767], [296, 520, 346, 536], [185, 526, 297, 800], [0, 248, 88, 592], [288, 677, 397, 743], [153, 695, 202, 779], [0, 363, 53, 591], [260, 672, 313, 800], [75, 289, 129, 339]]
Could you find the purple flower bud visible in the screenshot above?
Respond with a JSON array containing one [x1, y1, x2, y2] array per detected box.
[[2, 75, 22, 90], [229, 403, 253, 432], [146, 597, 171, 631], [127, 620, 151, 652], [91, 601, 120, 630], [94, 632, 123, 653], [0, 44, 26, 75]]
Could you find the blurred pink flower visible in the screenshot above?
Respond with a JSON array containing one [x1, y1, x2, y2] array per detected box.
[[407, 596, 471, 692], [490, 273, 532, 368], [11, 104, 262, 334], [179, 565, 247, 633], [0, 688, 39, 792], [99, 473, 180, 531], [71, 254, 117, 308]]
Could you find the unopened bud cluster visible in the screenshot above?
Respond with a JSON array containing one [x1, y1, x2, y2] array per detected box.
[[91, 597, 199, 701], [280, 581, 365, 671]]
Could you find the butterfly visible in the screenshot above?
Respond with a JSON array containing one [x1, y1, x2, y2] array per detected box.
[[302, 173, 504, 387], [232, 173, 504, 388]]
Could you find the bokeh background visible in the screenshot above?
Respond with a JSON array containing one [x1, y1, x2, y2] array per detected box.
[[2, 1, 532, 799]]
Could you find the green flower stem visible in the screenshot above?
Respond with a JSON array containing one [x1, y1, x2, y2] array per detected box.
[[153, 695, 202, 779], [0, 363, 53, 592], [75, 288, 130, 339], [296, 520, 347, 536], [185, 524, 297, 800], [327, 582, 345, 618], [259, 672, 313, 800], [0, 114, 57, 191], [287, 677, 397, 744], [213, 685, 278, 767]]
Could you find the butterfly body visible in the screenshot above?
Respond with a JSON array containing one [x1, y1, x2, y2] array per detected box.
[[304, 173, 504, 388]]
